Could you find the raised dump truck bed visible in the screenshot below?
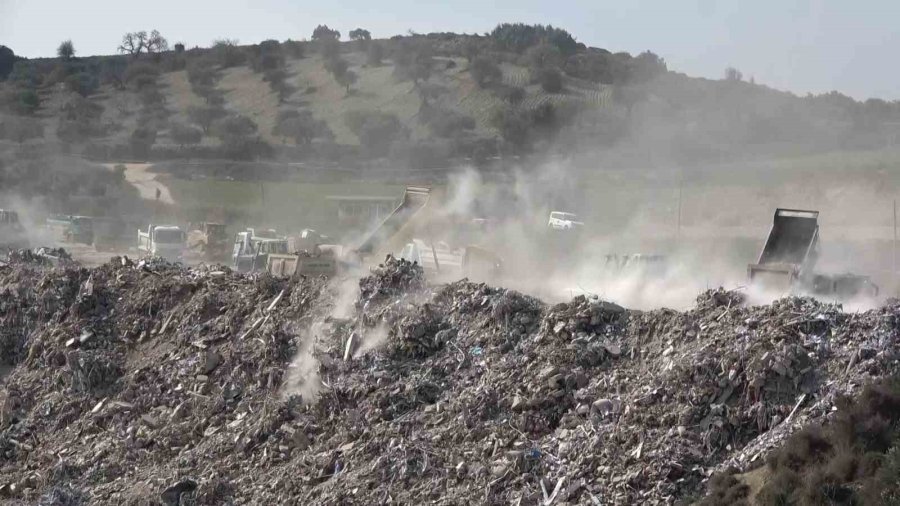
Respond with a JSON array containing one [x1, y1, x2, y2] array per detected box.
[[356, 186, 431, 256], [748, 209, 820, 287], [748, 208, 878, 299]]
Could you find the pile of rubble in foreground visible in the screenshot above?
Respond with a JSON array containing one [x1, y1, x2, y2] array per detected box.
[[0, 254, 898, 505]]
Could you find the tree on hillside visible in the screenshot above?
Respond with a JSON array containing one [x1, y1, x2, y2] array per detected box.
[[212, 39, 246, 67], [169, 122, 202, 147], [0, 45, 15, 80], [57, 40, 75, 60], [130, 125, 157, 157], [628, 51, 666, 83], [349, 28, 371, 49], [146, 30, 169, 55], [490, 23, 578, 56], [65, 72, 99, 97], [119, 31, 147, 57], [537, 67, 563, 93], [392, 42, 434, 85], [187, 105, 226, 134], [725, 67, 743, 82], [273, 110, 333, 145], [174, 42, 185, 53], [525, 43, 562, 71], [470, 56, 502, 87], [344, 110, 407, 155], [212, 114, 258, 142], [336, 69, 357, 94], [312, 25, 341, 41], [251, 39, 284, 72], [118, 30, 168, 58], [349, 28, 371, 41]]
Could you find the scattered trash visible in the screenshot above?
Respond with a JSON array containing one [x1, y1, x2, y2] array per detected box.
[[0, 256, 897, 503]]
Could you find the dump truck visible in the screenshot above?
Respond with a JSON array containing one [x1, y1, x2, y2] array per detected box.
[[398, 239, 502, 282], [356, 186, 433, 258], [232, 229, 290, 273], [267, 247, 342, 278], [0, 210, 29, 251], [748, 208, 877, 298], [46, 215, 94, 244], [138, 225, 186, 261], [748, 209, 820, 292], [266, 229, 343, 278], [188, 222, 229, 262], [354, 185, 504, 282]]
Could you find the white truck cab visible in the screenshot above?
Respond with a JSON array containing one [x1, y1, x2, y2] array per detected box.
[[138, 225, 186, 260]]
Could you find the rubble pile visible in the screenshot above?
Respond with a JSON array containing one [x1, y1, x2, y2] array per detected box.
[[0, 258, 898, 504]]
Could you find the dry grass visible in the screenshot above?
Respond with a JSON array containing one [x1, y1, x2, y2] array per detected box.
[[699, 378, 900, 505]]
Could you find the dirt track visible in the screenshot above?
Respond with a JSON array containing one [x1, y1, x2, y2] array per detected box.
[[103, 163, 174, 205]]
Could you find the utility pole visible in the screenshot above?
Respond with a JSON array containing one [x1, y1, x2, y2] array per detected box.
[[676, 178, 683, 244], [894, 199, 897, 295]]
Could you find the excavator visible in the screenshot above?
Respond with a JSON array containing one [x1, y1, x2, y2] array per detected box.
[[748, 208, 878, 299]]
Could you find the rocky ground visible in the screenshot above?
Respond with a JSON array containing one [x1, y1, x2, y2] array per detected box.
[[0, 252, 898, 505]]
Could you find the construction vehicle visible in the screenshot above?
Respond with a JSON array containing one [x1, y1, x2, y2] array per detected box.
[[232, 229, 289, 272], [188, 222, 229, 262], [748, 208, 877, 298], [398, 239, 502, 282], [548, 211, 584, 231], [356, 186, 434, 259], [351, 185, 504, 282], [46, 215, 94, 244], [0, 210, 29, 250], [267, 247, 341, 278], [266, 229, 343, 278], [138, 225, 186, 261]]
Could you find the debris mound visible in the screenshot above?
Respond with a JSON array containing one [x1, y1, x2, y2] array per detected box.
[[0, 258, 898, 504]]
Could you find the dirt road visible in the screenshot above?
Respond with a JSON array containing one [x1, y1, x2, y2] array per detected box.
[[104, 163, 174, 204]]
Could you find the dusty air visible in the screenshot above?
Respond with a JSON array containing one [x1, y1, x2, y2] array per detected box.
[[1, 6, 900, 505]]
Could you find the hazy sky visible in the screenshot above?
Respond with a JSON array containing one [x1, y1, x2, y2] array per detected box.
[[1, 0, 897, 100]]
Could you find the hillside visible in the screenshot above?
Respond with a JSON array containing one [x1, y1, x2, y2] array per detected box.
[[2, 25, 898, 170]]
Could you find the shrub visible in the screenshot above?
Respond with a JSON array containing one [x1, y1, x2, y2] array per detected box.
[[537, 67, 563, 93], [470, 56, 502, 88], [65, 72, 99, 97], [344, 110, 406, 155]]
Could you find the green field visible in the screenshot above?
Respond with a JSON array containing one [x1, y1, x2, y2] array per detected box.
[[162, 176, 405, 238]]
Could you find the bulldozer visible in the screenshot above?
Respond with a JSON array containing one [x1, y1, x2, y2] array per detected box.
[[188, 222, 229, 262], [0, 209, 29, 251], [748, 208, 878, 299]]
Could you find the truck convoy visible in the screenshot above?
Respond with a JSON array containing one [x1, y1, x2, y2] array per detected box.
[[138, 225, 187, 261], [748, 208, 877, 299]]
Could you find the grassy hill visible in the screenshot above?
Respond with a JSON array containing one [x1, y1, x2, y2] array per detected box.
[[1, 25, 899, 170]]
